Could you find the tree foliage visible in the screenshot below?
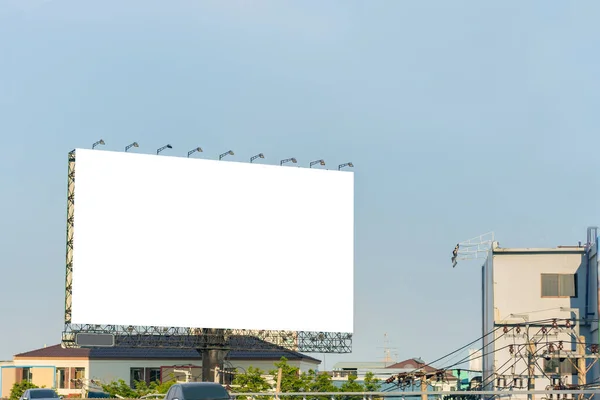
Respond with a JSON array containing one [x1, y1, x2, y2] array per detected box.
[[362, 372, 382, 392], [232, 357, 382, 399], [10, 381, 39, 400], [98, 357, 382, 399], [231, 366, 271, 400], [100, 377, 176, 398], [231, 366, 271, 393], [100, 379, 137, 398]]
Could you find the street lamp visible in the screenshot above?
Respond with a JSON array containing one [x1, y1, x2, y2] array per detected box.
[[338, 162, 354, 170], [125, 142, 139, 152], [157, 144, 173, 155], [188, 147, 203, 157], [92, 139, 105, 149], [219, 150, 234, 160], [280, 158, 297, 166], [250, 153, 265, 163], [309, 159, 325, 168]]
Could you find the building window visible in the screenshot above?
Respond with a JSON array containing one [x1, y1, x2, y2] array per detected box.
[[541, 273, 577, 297], [22, 368, 32, 382], [544, 358, 576, 375], [74, 368, 85, 388], [56, 368, 67, 389], [148, 369, 161, 383], [130, 368, 144, 388]]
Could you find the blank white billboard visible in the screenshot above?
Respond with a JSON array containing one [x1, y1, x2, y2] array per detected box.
[[70, 149, 354, 333]]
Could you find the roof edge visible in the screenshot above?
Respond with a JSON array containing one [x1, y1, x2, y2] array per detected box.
[[493, 246, 585, 254], [13, 344, 321, 363]]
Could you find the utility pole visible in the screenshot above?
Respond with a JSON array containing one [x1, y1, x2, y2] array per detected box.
[[527, 340, 536, 400], [577, 335, 586, 399], [420, 373, 427, 400], [276, 367, 283, 400]]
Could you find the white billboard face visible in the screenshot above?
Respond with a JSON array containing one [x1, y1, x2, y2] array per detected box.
[[70, 149, 354, 333]]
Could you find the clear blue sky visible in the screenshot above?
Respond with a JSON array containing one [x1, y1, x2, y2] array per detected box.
[[1, 0, 600, 370]]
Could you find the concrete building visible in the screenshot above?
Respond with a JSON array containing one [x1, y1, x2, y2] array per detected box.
[[0, 344, 320, 398], [481, 239, 598, 397]]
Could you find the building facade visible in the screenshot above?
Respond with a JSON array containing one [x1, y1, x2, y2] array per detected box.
[[481, 240, 598, 397], [0, 344, 320, 398]]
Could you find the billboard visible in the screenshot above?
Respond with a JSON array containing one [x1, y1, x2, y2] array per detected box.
[[69, 149, 354, 333]]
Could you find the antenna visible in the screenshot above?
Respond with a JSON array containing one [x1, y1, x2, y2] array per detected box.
[[377, 332, 397, 366], [452, 231, 495, 268]]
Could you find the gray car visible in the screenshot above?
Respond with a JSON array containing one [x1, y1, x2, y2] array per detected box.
[[19, 389, 61, 400], [164, 383, 230, 400]]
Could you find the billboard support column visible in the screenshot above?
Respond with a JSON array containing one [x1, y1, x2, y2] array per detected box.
[[65, 150, 76, 327], [199, 328, 228, 383], [201, 349, 219, 383]]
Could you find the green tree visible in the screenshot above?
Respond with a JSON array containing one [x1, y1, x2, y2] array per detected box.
[[150, 378, 177, 394], [363, 372, 381, 392], [10, 381, 39, 400], [307, 370, 337, 393], [304, 369, 337, 400], [100, 379, 137, 398], [269, 357, 309, 393], [339, 375, 365, 400], [232, 366, 271, 400], [100, 374, 175, 398], [339, 374, 363, 392]]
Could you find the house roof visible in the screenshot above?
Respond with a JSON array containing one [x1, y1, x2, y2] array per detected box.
[[386, 358, 435, 371], [15, 337, 320, 363]]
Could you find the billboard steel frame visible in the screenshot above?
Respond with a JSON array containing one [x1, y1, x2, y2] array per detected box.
[[61, 149, 352, 355]]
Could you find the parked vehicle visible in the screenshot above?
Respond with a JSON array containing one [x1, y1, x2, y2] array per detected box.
[[164, 383, 230, 400], [19, 389, 62, 400]]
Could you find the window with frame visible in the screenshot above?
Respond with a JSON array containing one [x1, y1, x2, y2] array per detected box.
[[56, 368, 67, 389], [541, 273, 577, 297], [74, 368, 85, 388], [148, 368, 161, 383], [130, 368, 144, 388], [22, 368, 32, 382]]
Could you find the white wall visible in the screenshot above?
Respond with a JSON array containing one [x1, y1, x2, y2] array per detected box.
[[492, 252, 586, 322]]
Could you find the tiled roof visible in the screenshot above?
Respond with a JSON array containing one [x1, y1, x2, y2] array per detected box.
[[385, 359, 436, 371], [15, 341, 320, 363]]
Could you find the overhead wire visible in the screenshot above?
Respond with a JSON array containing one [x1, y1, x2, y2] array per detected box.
[[435, 318, 557, 372], [381, 326, 515, 392], [380, 318, 594, 393], [478, 324, 560, 389], [391, 319, 574, 393]]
